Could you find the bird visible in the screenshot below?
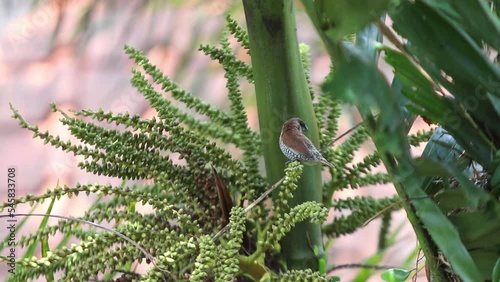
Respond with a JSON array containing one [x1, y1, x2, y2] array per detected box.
[[279, 117, 333, 168]]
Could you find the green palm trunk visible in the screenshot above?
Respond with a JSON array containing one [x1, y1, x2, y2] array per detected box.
[[242, 0, 325, 270]]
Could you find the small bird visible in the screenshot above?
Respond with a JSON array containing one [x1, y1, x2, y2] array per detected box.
[[279, 117, 333, 168]]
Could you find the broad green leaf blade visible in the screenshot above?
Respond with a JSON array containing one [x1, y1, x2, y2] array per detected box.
[[409, 186, 484, 282], [415, 157, 490, 208], [433, 189, 468, 214], [390, 0, 500, 146], [448, 0, 500, 51], [382, 47, 495, 168], [419, 127, 468, 195], [313, 0, 397, 42], [390, 77, 416, 132], [469, 249, 500, 280], [493, 257, 500, 282], [40, 198, 56, 257], [488, 93, 500, 116], [391, 1, 500, 97], [323, 43, 404, 157], [421, 127, 469, 170], [448, 205, 500, 244], [380, 268, 411, 282], [22, 205, 44, 259], [381, 47, 445, 117], [450, 207, 500, 281], [492, 152, 500, 197], [40, 197, 56, 282], [21, 198, 55, 281]]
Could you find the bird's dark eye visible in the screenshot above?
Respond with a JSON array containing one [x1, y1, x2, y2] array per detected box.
[[299, 120, 308, 132]]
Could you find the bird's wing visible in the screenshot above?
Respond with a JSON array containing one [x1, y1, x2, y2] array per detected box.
[[282, 132, 316, 158], [303, 137, 322, 157]]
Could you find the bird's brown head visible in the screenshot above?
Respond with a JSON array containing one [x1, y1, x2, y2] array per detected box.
[[282, 117, 308, 134]]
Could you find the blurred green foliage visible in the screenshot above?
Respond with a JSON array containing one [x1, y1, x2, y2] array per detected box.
[[4, 0, 498, 281]]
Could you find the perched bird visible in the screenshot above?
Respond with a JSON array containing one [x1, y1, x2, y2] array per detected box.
[[279, 117, 333, 168]]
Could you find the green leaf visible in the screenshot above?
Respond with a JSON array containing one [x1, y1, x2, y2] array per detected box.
[[492, 257, 500, 282], [323, 43, 404, 157], [491, 152, 500, 197], [382, 47, 495, 168], [390, 0, 500, 150], [421, 128, 469, 169], [415, 157, 490, 208], [313, 0, 398, 42], [28, 198, 56, 281], [469, 249, 500, 280], [447, 0, 500, 51], [445, 203, 500, 279], [433, 189, 468, 214], [391, 0, 500, 97], [381, 47, 444, 118], [409, 187, 484, 281], [259, 273, 271, 282], [488, 92, 500, 117], [448, 205, 500, 244], [380, 268, 411, 282], [40, 197, 56, 255]]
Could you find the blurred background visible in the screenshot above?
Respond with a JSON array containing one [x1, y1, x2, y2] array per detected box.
[[0, 1, 427, 280]]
